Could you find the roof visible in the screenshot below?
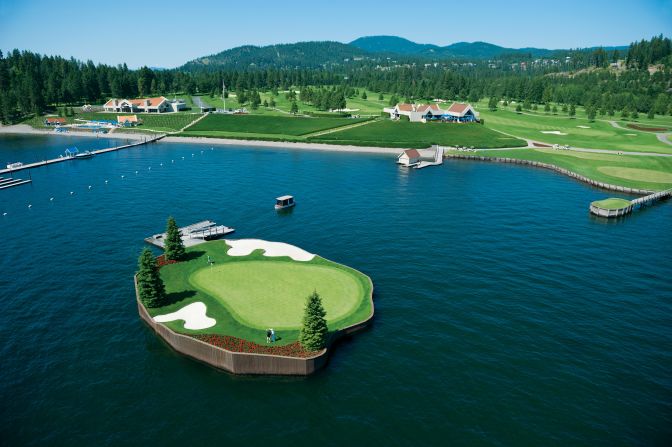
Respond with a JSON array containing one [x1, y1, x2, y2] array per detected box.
[[117, 115, 138, 123], [416, 104, 442, 113], [447, 103, 471, 114], [276, 195, 294, 201], [400, 149, 421, 159], [45, 117, 66, 123], [397, 103, 413, 112], [129, 96, 167, 107]]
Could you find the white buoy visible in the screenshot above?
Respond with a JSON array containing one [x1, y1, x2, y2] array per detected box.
[[105, 180, 108, 184], [135, 171, 138, 174], [50, 197, 54, 201], [28, 204, 32, 208], [182, 156, 185, 160], [70, 191, 74, 195], [2, 212, 7, 216], [121, 175, 125, 179], [171, 160, 174, 163], [88, 185, 92, 189], [148, 167, 151, 170], [160, 163, 163, 167]]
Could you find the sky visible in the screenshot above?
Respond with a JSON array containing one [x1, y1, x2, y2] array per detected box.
[[1, 0, 671, 68]]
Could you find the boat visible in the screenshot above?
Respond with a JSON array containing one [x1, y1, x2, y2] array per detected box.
[[275, 195, 295, 210], [74, 150, 94, 159]]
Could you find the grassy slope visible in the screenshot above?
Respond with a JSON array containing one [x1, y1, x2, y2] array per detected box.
[[476, 102, 672, 154], [149, 241, 372, 346], [311, 120, 526, 149], [26, 111, 200, 132], [471, 148, 672, 191]]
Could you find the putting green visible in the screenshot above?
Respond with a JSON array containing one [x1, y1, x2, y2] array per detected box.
[[190, 261, 364, 329], [597, 167, 672, 184], [591, 198, 631, 209]]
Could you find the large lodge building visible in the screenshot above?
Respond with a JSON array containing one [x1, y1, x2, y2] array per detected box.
[[103, 96, 186, 113], [384, 102, 479, 123]]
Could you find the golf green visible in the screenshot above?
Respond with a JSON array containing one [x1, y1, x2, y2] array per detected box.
[[190, 261, 364, 329]]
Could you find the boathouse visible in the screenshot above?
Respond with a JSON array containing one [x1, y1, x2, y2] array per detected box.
[[397, 149, 421, 166], [44, 117, 66, 126]]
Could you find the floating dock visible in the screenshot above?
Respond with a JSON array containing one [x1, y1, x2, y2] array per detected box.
[[0, 176, 32, 190], [0, 134, 164, 176], [145, 220, 235, 248], [590, 187, 672, 218]]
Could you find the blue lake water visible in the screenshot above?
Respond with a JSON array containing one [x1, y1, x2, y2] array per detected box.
[[1, 135, 671, 446]]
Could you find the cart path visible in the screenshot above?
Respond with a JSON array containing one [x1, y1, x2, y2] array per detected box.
[[303, 119, 377, 138]]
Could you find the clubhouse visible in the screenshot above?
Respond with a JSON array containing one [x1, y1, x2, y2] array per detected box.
[[384, 102, 479, 123], [103, 96, 186, 113]]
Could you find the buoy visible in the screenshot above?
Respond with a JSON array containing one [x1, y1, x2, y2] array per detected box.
[[50, 197, 54, 201], [171, 160, 174, 163], [148, 167, 151, 170], [182, 156, 185, 160], [135, 171, 138, 174], [2, 212, 7, 216], [105, 180, 108, 184], [160, 163, 163, 167], [88, 185, 92, 189], [121, 175, 125, 179], [28, 204, 32, 208], [70, 191, 74, 195]]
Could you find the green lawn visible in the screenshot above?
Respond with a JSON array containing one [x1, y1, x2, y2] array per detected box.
[[476, 102, 672, 154], [25, 111, 201, 132], [591, 198, 632, 209], [149, 240, 373, 346], [470, 148, 672, 191], [182, 113, 371, 137], [310, 120, 526, 149]]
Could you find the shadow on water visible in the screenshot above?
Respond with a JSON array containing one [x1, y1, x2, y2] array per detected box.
[[275, 206, 295, 218]]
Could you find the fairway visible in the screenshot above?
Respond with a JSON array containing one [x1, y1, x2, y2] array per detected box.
[[190, 261, 363, 329], [184, 114, 370, 136], [311, 120, 526, 148]]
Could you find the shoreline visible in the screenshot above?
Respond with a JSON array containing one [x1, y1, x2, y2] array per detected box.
[[162, 135, 422, 155], [0, 124, 149, 141]]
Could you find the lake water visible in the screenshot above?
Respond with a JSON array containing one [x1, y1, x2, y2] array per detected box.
[[1, 135, 671, 446]]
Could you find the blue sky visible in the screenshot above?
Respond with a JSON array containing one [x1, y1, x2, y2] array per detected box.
[[1, 0, 670, 68]]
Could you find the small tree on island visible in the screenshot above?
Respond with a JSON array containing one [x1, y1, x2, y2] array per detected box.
[[164, 216, 185, 261], [137, 248, 166, 308], [299, 291, 328, 351]]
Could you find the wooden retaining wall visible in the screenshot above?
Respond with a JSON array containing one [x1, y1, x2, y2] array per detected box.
[[135, 275, 374, 376], [445, 154, 655, 195], [589, 203, 633, 218]]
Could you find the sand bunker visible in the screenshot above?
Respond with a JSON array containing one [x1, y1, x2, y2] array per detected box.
[[577, 125, 591, 129], [625, 133, 637, 136], [154, 302, 216, 330], [225, 239, 315, 261], [540, 130, 568, 135]]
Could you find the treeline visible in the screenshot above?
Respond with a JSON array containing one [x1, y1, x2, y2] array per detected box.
[[0, 36, 671, 124]]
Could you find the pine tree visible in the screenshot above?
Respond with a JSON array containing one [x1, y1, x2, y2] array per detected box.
[[136, 248, 166, 308], [587, 107, 596, 121], [569, 104, 576, 118], [515, 104, 522, 113], [552, 105, 558, 114], [290, 101, 298, 114], [378, 93, 384, 101], [544, 103, 551, 113], [361, 91, 367, 100], [488, 96, 498, 111], [164, 216, 185, 261], [647, 109, 655, 119], [299, 291, 328, 351]]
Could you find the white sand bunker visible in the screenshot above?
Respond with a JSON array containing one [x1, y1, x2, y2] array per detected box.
[[577, 125, 591, 129], [541, 130, 568, 135], [154, 302, 216, 330], [225, 239, 315, 261], [625, 133, 637, 136]]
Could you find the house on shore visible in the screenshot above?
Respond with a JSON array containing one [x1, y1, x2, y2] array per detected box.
[[103, 96, 186, 113], [384, 102, 479, 123], [117, 115, 139, 126], [44, 117, 66, 126], [397, 149, 421, 166]]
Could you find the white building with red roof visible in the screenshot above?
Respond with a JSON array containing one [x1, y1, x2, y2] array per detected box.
[[103, 96, 186, 113], [383, 102, 479, 123], [397, 149, 421, 166]]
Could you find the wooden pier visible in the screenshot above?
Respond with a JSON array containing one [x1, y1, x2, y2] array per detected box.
[[145, 220, 235, 248], [0, 176, 32, 190], [0, 134, 165, 176], [414, 145, 444, 169]]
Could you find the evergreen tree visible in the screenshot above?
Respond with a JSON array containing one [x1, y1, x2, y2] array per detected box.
[[269, 98, 276, 108], [290, 101, 298, 114], [631, 109, 639, 119], [136, 248, 166, 308], [552, 105, 558, 114], [647, 109, 655, 119], [378, 93, 384, 101], [515, 104, 522, 113], [544, 103, 551, 113], [488, 96, 498, 111], [587, 107, 596, 121], [569, 104, 576, 118], [263, 99, 268, 107], [621, 108, 629, 119], [299, 291, 328, 351], [164, 216, 185, 261], [388, 95, 399, 106], [361, 91, 367, 100]]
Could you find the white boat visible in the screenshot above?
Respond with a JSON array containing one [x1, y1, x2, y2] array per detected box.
[[275, 195, 295, 210], [75, 150, 94, 159]]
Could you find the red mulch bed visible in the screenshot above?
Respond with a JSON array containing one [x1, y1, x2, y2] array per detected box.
[[532, 142, 552, 147], [626, 123, 668, 132], [157, 255, 178, 268], [191, 334, 319, 358]]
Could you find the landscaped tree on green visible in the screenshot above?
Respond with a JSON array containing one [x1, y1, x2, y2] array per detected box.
[[515, 104, 522, 113], [290, 101, 299, 114], [552, 105, 558, 114], [299, 291, 328, 351], [569, 104, 576, 118], [136, 248, 166, 308], [544, 103, 551, 113], [378, 93, 384, 101], [488, 96, 498, 111], [587, 107, 596, 122], [164, 216, 185, 261], [361, 91, 367, 100], [647, 109, 654, 119]]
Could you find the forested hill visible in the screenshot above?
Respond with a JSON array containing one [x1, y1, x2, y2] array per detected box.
[[182, 41, 370, 70], [349, 36, 558, 59]]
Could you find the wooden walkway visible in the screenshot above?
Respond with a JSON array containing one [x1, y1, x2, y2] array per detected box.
[[590, 187, 672, 218], [145, 220, 235, 249], [414, 145, 444, 169], [631, 187, 672, 207], [0, 134, 165, 176]]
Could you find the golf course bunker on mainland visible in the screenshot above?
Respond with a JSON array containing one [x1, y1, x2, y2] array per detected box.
[[140, 239, 374, 374]]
